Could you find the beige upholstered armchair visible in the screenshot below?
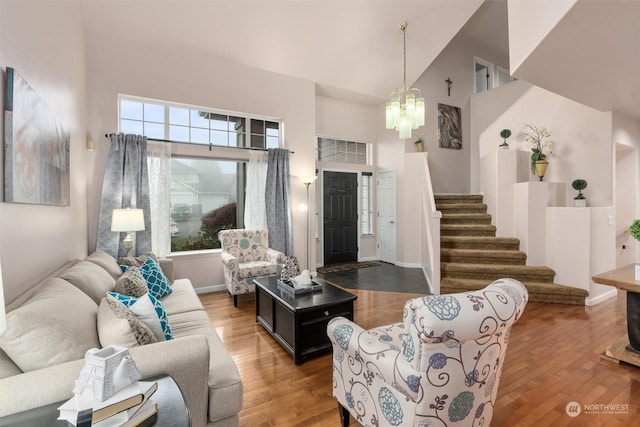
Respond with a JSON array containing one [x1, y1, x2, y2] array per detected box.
[[218, 228, 286, 306], [327, 278, 528, 427]]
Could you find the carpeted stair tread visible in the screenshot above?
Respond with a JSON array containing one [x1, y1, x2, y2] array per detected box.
[[441, 262, 555, 282], [440, 278, 588, 305], [435, 194, 484, 204], [441, 248, 526, 265], [441, 236, 521, 250], [440, 213, 492, 225], [441, 224, 496, 237], [437, 203, 488, 214]]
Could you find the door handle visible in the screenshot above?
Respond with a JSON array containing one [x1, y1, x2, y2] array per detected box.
[[389, 220, 395, 224]]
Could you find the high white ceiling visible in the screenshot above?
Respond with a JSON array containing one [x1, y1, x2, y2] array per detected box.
[[511, 0, 640, 122], [81, 0, 484, 105], [81, 0, 640, 121]]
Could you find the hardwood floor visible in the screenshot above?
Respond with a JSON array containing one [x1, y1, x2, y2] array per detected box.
[[199, 285, 640, 426]]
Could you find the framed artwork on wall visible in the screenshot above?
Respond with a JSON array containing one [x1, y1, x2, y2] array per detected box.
[[437, 103, 462, 149], [4, 67, 70, 206]]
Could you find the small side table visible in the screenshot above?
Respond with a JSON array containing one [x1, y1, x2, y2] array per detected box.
[[0, 375, 190, 426], [592, 264, 640, 367]]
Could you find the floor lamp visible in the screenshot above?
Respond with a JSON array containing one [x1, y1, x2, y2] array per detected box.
[[299, 176, 317, 271]]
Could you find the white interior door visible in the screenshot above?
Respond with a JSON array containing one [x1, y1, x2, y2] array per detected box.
[[377, 170, 396, 264], [615, 143, 636, 267]]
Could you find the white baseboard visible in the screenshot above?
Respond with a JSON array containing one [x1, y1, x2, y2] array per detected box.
[[359, 256, 378, 262], [194, 284, 226, 294], [585, 288, 617, 306], [394, 261, 422, 268]]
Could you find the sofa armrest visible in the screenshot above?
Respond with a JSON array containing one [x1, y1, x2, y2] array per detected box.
[[129, 336, 210, 427], [327, 317, 420, 401], [220, 251, 239, 272], [159, 258, 175, 283], [0, 336, 210, 426]]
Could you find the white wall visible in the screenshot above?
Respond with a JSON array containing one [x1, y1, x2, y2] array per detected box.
[[508, 0, 577, 73], [0, 1, 88, 303], [612, 112, 640, 265], [85, 30, 316, 291], [478, 85, 613, 208]]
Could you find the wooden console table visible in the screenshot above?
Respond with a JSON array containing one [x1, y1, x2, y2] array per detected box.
[[592, 264, 640, 367]]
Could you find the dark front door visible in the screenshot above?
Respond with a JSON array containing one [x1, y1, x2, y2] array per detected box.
[[323, 171, 358, 265]]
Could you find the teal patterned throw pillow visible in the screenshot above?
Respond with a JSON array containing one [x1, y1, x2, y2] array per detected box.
[[107, 292, 173, 341], [139, 257, 172, 298], [122, 257, 172, 299]]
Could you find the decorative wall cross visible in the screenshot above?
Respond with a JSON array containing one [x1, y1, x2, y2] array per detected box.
[[446, 78, 453, 96]]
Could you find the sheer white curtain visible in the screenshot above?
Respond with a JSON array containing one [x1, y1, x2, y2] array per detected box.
[[147, 140, 172, 257], [244, 150, 268, 229]]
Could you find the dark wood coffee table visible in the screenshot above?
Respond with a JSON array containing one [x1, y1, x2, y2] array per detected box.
[[253, 276, 357, 364]]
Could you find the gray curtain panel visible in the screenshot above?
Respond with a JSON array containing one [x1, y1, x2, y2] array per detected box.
[[96, 133, 152, 258], [265, 148, 292, 256]]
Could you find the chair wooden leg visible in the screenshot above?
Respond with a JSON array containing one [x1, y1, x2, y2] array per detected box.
[[233, 295, 238, 307], [338, 404, 350, 427]]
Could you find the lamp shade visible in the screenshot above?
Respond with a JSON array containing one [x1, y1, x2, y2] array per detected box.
[[299, 176, 318, 185], [0, 261, 7, 337], [111, 208, 145, 232]]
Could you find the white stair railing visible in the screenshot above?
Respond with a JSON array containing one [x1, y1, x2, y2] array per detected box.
[[422, 154, 442, 294]]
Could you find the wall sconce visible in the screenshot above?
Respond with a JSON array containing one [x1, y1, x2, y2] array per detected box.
[[86, 139, 96, 151], [111, 208, 145, 257]]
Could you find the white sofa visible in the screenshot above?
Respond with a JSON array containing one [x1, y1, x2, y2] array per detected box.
[[0, 251, 243, 427]]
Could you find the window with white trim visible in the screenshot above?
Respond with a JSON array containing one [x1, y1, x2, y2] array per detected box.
[[361, 172, 373, 235], [118, 95, 282, 252], [316, 137, 371, 165]]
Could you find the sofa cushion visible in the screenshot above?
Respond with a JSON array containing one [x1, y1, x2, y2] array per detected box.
[[108, 292, 172, 341], [97, 298, 158, 348], [59, 260, 116, 304], [166, 310, 243, 423], [113, 267, 148, 298], [161, 279, 205, 316], [86, 251, 123, 280], [0, 278, 100, 372]]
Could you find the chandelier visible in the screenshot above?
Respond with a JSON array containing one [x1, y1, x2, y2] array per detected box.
[[385, 22, 425, 140]]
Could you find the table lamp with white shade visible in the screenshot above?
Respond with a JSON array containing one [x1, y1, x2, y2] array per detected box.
[[111, 208, 145, 257]]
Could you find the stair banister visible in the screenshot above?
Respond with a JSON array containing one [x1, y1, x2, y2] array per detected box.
[[422, 154, 442, 293]]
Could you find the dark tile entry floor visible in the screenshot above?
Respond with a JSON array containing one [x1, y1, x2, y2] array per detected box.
[[317, 261, 431, 294]]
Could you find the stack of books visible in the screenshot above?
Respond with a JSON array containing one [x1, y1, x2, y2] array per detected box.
[[58, 381, 158, 427]]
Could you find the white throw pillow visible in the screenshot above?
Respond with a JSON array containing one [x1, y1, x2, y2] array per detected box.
[[107, 293, 166, 341]]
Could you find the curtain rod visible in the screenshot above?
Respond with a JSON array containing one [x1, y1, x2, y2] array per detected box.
[[104, 133, 293, 153]]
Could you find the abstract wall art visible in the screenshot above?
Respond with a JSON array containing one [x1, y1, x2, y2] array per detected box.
[[4, 67, 70, 206], [437, 103, 462, 149]]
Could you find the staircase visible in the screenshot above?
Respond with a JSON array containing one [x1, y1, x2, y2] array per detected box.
[[436, 194, 589, 305]]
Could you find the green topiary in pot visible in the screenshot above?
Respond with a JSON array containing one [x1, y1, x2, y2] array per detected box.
[[630, 219, 640, 241], [572, 179, 587, 200]]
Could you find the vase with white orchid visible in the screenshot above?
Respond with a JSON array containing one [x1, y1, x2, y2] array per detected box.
[[523, 124, 553, 177]]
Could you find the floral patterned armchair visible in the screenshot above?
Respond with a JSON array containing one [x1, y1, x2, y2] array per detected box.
[[327, 278, 528, 427], [218, 229, 286, 306]]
